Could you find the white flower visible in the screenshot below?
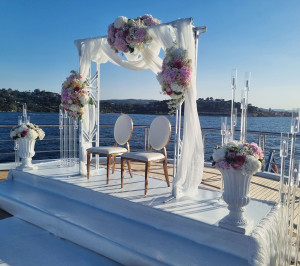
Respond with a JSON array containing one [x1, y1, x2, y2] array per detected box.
[[242, 156, 261, 175], [38, 129, 45, 140], [172, 47, 186, 58], [19, 125, 28, 132], [79, 94, 89, 105], [69, 104, 79, 112], [27, 130, 38, 140], [114, 16, 128, 28], [10, 130, 17, 138], [170, 83, 184, 93], [212, 147, 226, 162]]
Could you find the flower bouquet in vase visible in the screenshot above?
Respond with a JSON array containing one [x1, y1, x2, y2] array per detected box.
[[10, 123, 45, 170], [212, 141, 264, 233]]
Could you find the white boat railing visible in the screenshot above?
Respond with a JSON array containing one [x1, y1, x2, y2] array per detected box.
[[1, 124, 299, 172]]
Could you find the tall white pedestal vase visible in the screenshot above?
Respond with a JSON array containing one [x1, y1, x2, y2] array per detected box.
[[16, 138, 37, 170], [219, 168, 252, 234], [11, 122, 45, 171]]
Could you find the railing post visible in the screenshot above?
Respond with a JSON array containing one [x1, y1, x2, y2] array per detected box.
[[144, 127, 147, 151], [202, 130, 206, 156], [147, 127, 150, 151]]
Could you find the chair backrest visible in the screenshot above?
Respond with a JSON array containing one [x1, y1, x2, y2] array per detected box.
[[114, 114, 133, 145], [149, 116, 171, 151]]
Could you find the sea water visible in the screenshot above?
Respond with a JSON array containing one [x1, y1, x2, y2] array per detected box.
[[0, 112, 297, 168]]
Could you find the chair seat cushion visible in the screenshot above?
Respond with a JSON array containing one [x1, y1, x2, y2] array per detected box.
[[121, 152, 165, 162], [87, 146, 127, 155]]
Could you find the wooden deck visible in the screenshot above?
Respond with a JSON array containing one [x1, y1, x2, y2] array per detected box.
[[0, 164, 280, 221]]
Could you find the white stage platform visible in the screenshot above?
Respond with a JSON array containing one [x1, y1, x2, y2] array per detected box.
[[0, 160, 278, 265], [0, 217, 120, 265]]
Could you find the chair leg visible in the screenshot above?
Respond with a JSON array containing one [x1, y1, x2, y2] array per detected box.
[[87, 152, 91, 180], [127, 160, 133, 178], [163, 159, 170, 187], [112, 155, 116, 174], [106, 155, 111, 184], [145, 162, 150, 195], [121, 158, 125, 189]]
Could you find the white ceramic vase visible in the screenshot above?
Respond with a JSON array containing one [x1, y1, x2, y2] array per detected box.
[[219, 168, 252, 231], [17, 138, 36, 170]]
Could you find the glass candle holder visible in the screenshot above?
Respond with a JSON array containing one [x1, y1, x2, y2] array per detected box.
[[291, 109, 300, 134], [280, 132, 289, 158]]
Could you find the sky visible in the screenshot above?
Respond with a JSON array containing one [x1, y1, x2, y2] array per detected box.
[[0, 0, 299, 110]]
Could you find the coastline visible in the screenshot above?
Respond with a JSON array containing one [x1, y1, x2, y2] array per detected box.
[[0, 110, 291, 117]]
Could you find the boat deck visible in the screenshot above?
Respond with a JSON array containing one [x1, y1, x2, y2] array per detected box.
[[0, 162, 280, 220]]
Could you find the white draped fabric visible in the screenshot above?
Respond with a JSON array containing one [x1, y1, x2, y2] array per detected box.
[[74, 18, 204, 198]]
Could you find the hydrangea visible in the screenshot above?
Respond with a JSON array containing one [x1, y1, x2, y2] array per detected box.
[[212, 147, 226, 162], [211, 141, 264, 175]]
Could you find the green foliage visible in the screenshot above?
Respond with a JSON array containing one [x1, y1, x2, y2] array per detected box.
[[0, 89, 291, 117], [0, 88, 61, 112]]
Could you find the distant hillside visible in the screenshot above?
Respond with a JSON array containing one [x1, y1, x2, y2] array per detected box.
[[0, 88, 291, 117], [104, 99, 159, 105]]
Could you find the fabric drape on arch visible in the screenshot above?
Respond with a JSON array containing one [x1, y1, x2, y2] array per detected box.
[[74, 18, 204, 198]]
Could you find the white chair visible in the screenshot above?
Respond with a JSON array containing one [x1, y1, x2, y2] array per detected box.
[[87, 114, 133, 183], [121, 116, 171, 195]]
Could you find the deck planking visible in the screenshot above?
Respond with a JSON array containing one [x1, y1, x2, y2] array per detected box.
[[0, 163, 280, 221]]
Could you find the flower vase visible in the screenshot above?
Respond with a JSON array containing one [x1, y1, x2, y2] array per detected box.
[[219, 168, 252, 234], [16, 138, 36, 170]]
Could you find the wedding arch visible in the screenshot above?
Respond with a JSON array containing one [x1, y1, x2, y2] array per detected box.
[[74, 17, 206, 198]]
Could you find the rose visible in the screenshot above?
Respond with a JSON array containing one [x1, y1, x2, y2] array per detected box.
[[166, 87, 173, 95], [21, 130, 28, 137], [173, 58, 184, 69], [231, 155, 246, 170]]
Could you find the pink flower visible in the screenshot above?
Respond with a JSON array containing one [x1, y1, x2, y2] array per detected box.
[[108, 24, 115, 36], [125, 35, 133, 43], [244, 142, 264, 159], [114, 37, 127, 52], [74, 86, 81, 92], [173, 58, 183, 69], [115, 30, 123, 38], [216, 160, 230, 169], [178, 66, 191, 84], [141, 14, 160, 26], [62, 90, 71, 102], [135, 28, 146, 43], [21, 130, 28, 137], [166, 87, 173, 95], [231, 155, 246, 169], [163, 69, 177, 84]]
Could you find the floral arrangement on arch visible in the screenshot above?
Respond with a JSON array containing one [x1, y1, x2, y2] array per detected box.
[[10, 123, 45, 141], [107, 14, 161, 54], [211, 141, 264, 175], [61, 70, 92, 121], [157, 46, 192, 110]]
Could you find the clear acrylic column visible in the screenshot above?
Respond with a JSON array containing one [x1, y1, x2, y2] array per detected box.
[[230, 69, 237, 140], [276, 109, 300, 266], [221, 117, 227, 145], [60, 104, 78, 168], [240, 72, 250, 143]]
